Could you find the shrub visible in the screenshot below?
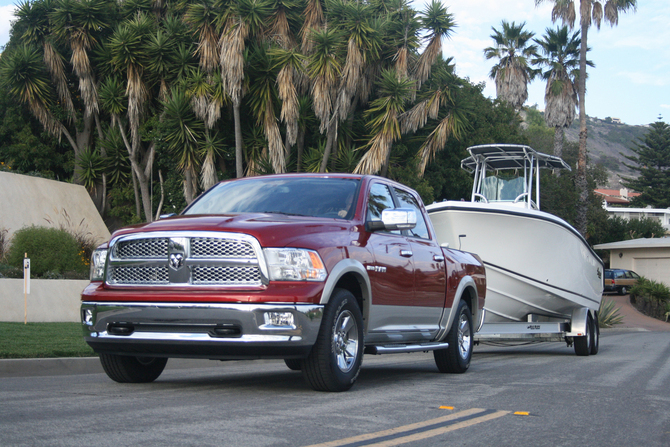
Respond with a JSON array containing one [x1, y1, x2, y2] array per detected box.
[[598, 300, 624, 328], [630, 277, 670, 305], [6, 226, 89, 278]]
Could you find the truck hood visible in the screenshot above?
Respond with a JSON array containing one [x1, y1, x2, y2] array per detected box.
[[110, 213, 353, 248]]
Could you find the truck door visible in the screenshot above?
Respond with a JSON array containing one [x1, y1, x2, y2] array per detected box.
[[393, 187, 447, 311]]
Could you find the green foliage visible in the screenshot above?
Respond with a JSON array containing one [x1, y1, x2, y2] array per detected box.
[[598, 300, 623, 328], [630, 276, 670, 304], [6, 226, 89, 278], [595, 216, 666, 246]]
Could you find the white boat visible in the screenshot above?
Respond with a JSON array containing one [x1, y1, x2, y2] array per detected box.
[[426, 144, 604, 355]]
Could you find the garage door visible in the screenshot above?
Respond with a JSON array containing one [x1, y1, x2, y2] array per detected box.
[[633, 257, 670, 285]]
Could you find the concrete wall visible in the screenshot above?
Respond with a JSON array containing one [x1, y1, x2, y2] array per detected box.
[[0, 171, 110, 245], [0, 279, 88, 322]]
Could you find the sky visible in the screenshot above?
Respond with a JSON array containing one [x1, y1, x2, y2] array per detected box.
[[0, 0, 667, 127]]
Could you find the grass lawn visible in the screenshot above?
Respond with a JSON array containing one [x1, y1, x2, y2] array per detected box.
[[0, 322, 96, 359]]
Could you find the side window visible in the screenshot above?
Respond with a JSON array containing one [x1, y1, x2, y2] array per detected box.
[[367, 183, 400, 235], [393, 187, 430, 239]]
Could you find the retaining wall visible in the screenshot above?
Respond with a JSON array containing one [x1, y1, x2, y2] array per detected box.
[[0, 279, 88, 322]]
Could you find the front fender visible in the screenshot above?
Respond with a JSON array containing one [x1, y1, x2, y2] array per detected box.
[[319, 258, 372, 333]]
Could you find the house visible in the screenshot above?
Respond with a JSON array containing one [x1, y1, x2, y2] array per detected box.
[[594, 238, 670, 287], [594, 188, 640, 206]]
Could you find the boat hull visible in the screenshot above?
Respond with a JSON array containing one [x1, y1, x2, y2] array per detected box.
[[427, 202, 603, 323]]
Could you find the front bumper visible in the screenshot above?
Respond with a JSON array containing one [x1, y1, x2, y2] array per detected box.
[[81, 302, 324, 360]]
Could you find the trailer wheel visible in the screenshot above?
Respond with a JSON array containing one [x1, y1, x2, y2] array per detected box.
[[434, 300, 473, 373], [590, 313, 600, 355], [302, 288, 364, 392], [574, 314, 593, 356], [99, 353, 168, 383]]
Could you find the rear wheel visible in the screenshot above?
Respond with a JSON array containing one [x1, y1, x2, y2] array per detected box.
[[434, 300, 473, 373], [99, 353, 168, 383], [574, 314, 593, 356], [302, 289, 364, 392], [284, 359, 302, 371], [619, 286, 627, 295]]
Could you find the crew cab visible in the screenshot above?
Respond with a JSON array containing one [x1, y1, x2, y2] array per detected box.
[[81, 174, 486, 391]]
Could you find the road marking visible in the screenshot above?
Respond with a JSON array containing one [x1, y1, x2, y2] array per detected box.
[[304, 408, 510, 447], [438, 406, 454, 410], [513, 411, 530, 416]]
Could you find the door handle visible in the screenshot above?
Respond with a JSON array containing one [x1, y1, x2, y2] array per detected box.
[[400, 250, 413, 257], [433, 255, 445, 262]]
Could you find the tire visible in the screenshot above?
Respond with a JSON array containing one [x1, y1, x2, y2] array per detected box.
[[284, 358, 302, 371], [99, 353, 168, 383], [574, 314, 593, 356], [590, 313, 600, 355], [434, 300, 473, 374], [619, 286, 627, 295], [302, 288, 364, 392]]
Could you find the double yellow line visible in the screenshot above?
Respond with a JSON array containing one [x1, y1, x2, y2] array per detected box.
[[305, 407, 510, 447]]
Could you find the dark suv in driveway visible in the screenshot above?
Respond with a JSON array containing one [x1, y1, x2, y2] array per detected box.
[[604, 269, 640, 295]]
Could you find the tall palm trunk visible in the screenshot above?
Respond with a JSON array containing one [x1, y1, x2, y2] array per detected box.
[[553, 126, 564, 159], [234, 101, 244, 177], [575, 13, 589, 236]]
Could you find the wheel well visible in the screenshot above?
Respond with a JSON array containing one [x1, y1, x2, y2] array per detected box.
[[334, 273, 364, 311], [460, 286, 475, 313]]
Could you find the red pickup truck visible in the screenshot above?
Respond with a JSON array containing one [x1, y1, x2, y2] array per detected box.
[[82, 174, 486, 391]]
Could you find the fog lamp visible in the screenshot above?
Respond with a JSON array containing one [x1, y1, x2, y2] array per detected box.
[[263, 311, 295, 329], [82, 308, 94, 326]]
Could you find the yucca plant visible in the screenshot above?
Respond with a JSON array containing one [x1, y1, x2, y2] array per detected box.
[[598, 299, 623, 328]]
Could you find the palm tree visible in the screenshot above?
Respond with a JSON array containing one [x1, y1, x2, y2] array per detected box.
[[533, 26, 589, 159], [15, 0, 76, 122], [306, 26, 342, 172], [535, 0, 637, 235], [414, 0, 456, 90], [354, 68, 414, 175], [219, 0, 272, 178], [484, 21, 539, 111]]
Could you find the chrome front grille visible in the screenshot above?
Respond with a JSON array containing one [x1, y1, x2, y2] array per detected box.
[[106, 232, 265, 287], [110, 266, 170, 285], [192, 266, 261, 285], [116, 238, 168, 259], [191, 237, 256, 258]]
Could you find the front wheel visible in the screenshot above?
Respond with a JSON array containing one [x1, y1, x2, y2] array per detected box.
[[99, 353, 168, 383], [434, 300, 473, 373], [302, 288, 364, 392]]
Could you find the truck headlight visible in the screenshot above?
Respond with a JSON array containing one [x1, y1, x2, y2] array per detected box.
[[264, 248, 327, 281], [90, 248, 108, 281]]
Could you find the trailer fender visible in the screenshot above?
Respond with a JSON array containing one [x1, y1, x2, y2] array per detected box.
[[566, 307, 592, 337]]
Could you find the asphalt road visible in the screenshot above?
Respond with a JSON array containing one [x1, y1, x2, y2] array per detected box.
[[1, 328, 669, 447]]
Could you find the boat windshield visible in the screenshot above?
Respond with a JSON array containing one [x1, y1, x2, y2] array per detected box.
[[480, 174, 525, 202]]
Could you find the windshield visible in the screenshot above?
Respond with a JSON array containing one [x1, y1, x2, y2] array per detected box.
[[481, 174, 525, 202], [184, 177, 361, 219]]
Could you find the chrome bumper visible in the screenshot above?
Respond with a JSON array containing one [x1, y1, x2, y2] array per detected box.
[[81, 301, 324, 360]]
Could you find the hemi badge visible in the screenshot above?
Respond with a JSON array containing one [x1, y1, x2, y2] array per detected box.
[[366, 265, 387, 273]]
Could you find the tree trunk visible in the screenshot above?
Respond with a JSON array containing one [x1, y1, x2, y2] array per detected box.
[[296, 127, 305, 172], [234, 100, 244, 178], [575, 16, 589, 237], [553, 126, 564, 159], [319, 120, 337, 173]]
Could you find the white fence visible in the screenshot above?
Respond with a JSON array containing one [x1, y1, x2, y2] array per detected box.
[[0, 279, 89, 322]]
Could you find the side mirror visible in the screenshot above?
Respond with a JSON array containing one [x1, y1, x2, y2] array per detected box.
[[368, 208, 417, 231]]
